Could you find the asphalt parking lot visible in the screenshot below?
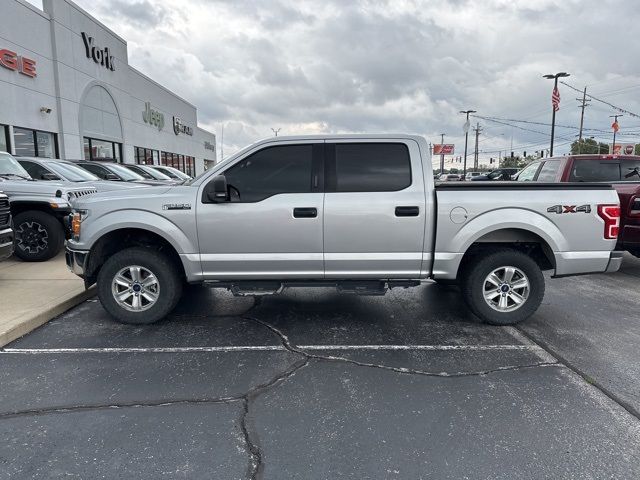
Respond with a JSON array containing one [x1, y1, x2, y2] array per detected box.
[[1, 254, 639, 479]]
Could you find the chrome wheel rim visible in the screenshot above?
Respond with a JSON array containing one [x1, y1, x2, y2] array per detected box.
[[483, 266, 530, 313], [111, 265, 160, 312], [15, 221, 48, 254]]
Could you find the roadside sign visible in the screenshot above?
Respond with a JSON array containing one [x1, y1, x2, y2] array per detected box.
[[433, 144, 455, 155], [610, 143, 637, 155]]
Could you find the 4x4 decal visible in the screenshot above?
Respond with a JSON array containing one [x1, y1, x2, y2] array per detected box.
[[547, 204, 591, 214]]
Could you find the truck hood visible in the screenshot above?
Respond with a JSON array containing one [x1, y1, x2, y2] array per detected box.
[[73, 185, 175, 207]]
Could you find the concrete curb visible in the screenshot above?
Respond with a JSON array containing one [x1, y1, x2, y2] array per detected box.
[[0, 286, 96, 347]]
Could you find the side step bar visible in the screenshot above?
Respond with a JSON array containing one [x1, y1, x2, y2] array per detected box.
[[203, 280, 421, 297]]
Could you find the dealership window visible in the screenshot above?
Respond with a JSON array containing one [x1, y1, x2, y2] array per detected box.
[[161, 151, 194, 175], [13, 127, 57, 158], [0, 125, 9, 153], [135, 147, 159, 165], [84, 137, 122, 162]]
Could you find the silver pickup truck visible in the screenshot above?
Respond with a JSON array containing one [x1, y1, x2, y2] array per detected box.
[[65, 135, 623, 325]]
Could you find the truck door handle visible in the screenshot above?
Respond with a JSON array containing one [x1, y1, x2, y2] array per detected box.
[[293, 207, 317, 218], [395, 206, 419, 217]]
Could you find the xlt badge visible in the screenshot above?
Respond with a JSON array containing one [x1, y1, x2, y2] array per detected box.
[[162, 203, 191, 211]]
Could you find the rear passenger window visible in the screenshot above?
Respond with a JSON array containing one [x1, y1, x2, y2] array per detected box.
[[333, 143, 411, 192], [223, 145, 313, 202], [569, 161, 621, 182], [535, 160, 560, 182], [622, 160, 640, 181]]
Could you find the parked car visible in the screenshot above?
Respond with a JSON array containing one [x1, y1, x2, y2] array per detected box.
[[65, 135, 621, 326], [438, 174, 461, 182], [122, 164, 181, 184], [149, 165, 192, 181], [471, 168, 518, 181], [73, 161, 167, 185], [16, 157, 137, 192], [0, 191, 13, 261], [517, 154, 640, 258], [464, 172, 482, 181], [0, 152, 96, 261]]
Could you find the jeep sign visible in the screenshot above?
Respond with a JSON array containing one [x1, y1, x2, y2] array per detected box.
[[142, 102, 164, 131]]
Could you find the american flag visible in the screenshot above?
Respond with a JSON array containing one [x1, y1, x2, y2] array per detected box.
[[551, 86, 560, 112]]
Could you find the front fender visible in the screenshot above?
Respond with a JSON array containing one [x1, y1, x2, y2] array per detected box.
[[77, 209, 196, 254]]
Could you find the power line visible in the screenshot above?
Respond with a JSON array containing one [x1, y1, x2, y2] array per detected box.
[[561, 81, 640, 119]]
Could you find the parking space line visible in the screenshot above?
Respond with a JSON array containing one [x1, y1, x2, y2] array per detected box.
[[0, 344, 545, 354]]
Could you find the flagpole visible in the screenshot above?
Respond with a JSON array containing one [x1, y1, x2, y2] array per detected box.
[[543, 72, 570, 157], [610, 114, 622, 153]]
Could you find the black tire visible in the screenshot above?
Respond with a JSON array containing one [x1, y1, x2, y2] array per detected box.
[[460, 249, 545, 325], [13, 210, 64, 262], [97, 247, 183, 325]]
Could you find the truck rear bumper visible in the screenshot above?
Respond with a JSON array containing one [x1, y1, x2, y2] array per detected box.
[[553, 250, 623, 277], [65, 245, 88, 277], [0, 227, 14, 261]]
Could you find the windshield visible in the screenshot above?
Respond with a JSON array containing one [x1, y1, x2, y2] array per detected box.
[[49, 162, 99, 182], [106, 163, 146, 181], [0, 152, 32, 178], [139, 165, 172, 180], [158, 166, 190, 180]]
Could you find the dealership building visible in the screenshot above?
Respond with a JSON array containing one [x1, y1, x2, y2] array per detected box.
[[1, 0, 217, 176]]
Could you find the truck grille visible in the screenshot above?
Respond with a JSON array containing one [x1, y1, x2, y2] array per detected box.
[[67, 188, 97, 201], [0, 198, 10, 228]]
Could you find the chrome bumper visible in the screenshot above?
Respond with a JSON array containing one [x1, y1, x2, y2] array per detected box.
[[65, 246, 88, 276], [0, 226, 13, 261], [605, 251, 624, 273]]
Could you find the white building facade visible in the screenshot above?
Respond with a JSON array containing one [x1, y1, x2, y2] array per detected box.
[[0, 0, 216, 176]]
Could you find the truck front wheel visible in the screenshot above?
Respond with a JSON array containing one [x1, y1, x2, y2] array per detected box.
[[460, 249, 545, 325], [97, 247, 183, 324], [13, 210, 64, 262]]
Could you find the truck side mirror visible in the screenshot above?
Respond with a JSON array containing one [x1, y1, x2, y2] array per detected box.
[[205, 175, 228, 203], [105, 173, 120, 181], [42, 172, 60, 180]]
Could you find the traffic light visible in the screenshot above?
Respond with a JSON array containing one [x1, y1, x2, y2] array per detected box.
[[523, 151, 527, 157]]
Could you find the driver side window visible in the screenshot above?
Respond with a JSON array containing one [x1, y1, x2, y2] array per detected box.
[[20, 161, 53, 180], [223, 145, 314, 202], [516, 162, 540, 181]]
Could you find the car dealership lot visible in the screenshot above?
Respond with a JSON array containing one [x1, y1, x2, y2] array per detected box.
[[1, 255, 639, 479]]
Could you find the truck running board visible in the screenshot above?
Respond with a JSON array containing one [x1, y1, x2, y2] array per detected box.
[[202, 280, 422, 297]]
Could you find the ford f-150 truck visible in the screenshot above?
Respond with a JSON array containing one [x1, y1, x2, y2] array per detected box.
[[516, 154, 640, 257], [0, 152, 97, 261], [65, 135, 623, 326], [0, 192, 13, 261]]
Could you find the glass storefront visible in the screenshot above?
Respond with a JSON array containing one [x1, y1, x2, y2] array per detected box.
[[135, 147, 159, 165], [0, 125, 8, 153], [83, 137, 122, 162], [161, 151, 195, 176], [13, 127, 57, 158]]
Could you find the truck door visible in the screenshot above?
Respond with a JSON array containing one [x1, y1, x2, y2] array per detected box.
[[197, 142, 325, 279], [323, 140, 426, 278]]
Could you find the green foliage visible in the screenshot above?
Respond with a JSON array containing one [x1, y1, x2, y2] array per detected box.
[[571, 138, 609, 154], [500, 156, 527, 168]]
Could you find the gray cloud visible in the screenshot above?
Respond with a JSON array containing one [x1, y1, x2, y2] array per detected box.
[[75, 0, 640, 162]]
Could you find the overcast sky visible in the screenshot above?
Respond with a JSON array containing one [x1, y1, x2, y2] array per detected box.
[[31, 0, 640, 166]]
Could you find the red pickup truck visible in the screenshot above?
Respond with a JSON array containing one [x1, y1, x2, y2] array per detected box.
[[517, 154, 640, 257]]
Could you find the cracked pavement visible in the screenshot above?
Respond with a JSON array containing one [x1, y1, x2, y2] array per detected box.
[[1, 254, 639, 479]]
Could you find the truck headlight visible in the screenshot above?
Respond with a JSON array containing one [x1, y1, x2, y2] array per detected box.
[[70, 209, 89, 241]]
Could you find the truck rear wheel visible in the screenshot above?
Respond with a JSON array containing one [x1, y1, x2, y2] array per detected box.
[[460, 249, 545, 325], [13, 210, 64, 262], [97, 247, 183, 324]]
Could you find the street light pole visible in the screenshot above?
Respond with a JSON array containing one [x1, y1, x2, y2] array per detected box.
[[460, 110, 476, 176], [439, 133, 445, 175], [543, 72, 570, 157]]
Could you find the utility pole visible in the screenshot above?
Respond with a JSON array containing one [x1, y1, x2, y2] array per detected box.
[[610, 114, 622, 154], [473, 122, 482, 170], [439, 133, 445, 174], [460, 110, 476, 176], [576, 86, 590, 153], [220, 123, 224, 162], [543, 72, 570, 157], [271, 128, 281, 137]]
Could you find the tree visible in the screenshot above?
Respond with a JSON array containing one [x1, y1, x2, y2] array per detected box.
[[571, 138, 609, 154], [500, 156, 527, 168]]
